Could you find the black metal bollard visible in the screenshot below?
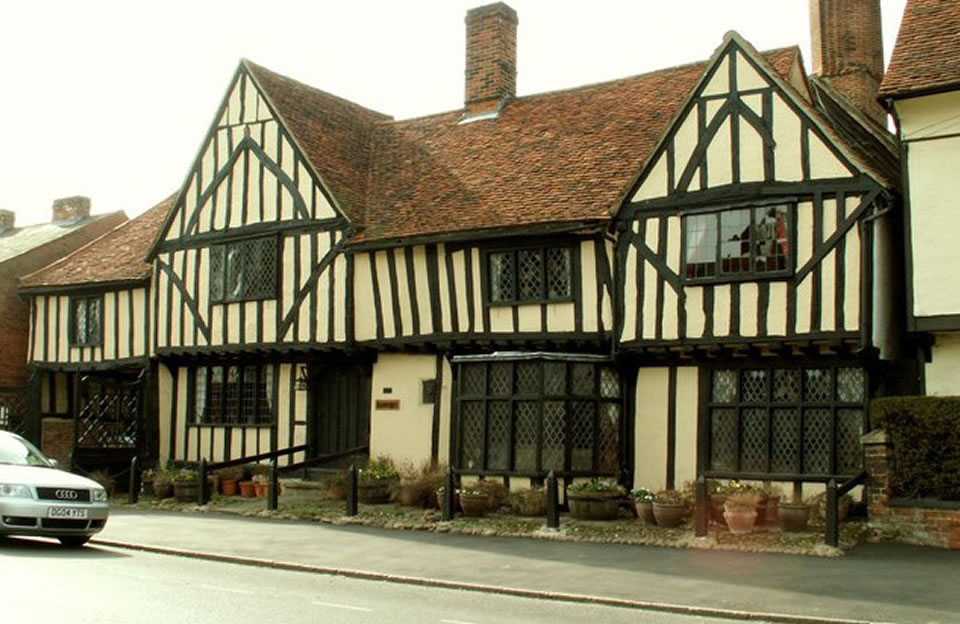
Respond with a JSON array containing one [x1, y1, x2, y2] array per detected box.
[[346, 464, 358, 516], [825, 479, 838, 547], [442, 466, 456, 521], [695, 474, 708, 537], [268, 458, 279, 511], [129, 456, 139, 504], [198, 458, 207, 505], [546, 471, 560, 529]]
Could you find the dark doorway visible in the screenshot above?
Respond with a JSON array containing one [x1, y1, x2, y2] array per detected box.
[[309, 363, 371, 461]]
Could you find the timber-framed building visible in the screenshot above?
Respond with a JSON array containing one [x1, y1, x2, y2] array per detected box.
[[14, 1, 919, 499]]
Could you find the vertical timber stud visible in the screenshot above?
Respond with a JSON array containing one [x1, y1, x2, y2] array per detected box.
[[546, 471, 560, 529], [442, 466, 456, 521], [268, 458, 279, 511], [695, 474, 708, 537], [346, 464, 358, 516]]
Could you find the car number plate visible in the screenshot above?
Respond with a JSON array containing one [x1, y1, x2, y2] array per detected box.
[[48, 507, 88, 519]]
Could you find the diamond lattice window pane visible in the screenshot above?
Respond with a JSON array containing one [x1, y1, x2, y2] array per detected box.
[[74, 301, 87, 344], [600, 367, 620, 398], [770, 408, 799, 473], [88, 299, 102, 344], [244, 237, 277, 299], [242, 365, 258, 424], [461, 364, 485, 397], [773, 369, 801, 403], [226, 246, 243, 300], [489, 362, 512, 396], [224, 366, 240, 422], [598, 403, 620, 473], [836, 368, 865, 403], [543, 362, 566, 396], [210, 245, 225, 302], [195, 369, 207, 424], [546, 247, 571, 299], [803, 369, 831, 403], [517, 249, 543, 300], [571, 363, 594, 396], [488, 252, 514, 302], [803, 408, 832, 474], [712, 369, 737, 403], [486, 401, 510, 470], [459, 401, 484, 470], [741, 369, 768, 403], [570, 401, 595, 471], [710, 408, 737, 471], [515, 362, 539, 395], [836, 408, 864, 474], [514, 401, 539, 472], [207, 366, 224, 423], [542, 401, 566, 472], [740, 408, 768, 472]]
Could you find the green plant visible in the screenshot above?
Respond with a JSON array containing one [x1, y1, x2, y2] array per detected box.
[[724, 488, 763, 511], [359, 456, 400, 482], [568, 478, 625, 496], [173, 469, 198, 483], [509, 487, 546, 516], [653, 488, 685, 504], [631, 487, 654, 503], [215, 465, 245, 481], [397, 461, 446, 508], [152, 470, 173, 486], [474, 479, 508, 508], [759, 482, 784, 499]]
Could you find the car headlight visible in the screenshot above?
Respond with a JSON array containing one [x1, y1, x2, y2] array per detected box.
[[91, 488, 108, 502], [0, 484, 32, 498]]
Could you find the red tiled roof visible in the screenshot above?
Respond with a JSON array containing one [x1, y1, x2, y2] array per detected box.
[[357, 47, 801, 242], [879, 0, 960, 99], [20, 194, 175, 289], [244, 60, 392, 226]]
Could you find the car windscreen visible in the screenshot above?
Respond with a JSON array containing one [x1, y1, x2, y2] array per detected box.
[[0, 434, 52, 467]]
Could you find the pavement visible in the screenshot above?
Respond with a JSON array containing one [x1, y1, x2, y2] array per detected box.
[[93, 509, 958, 624]]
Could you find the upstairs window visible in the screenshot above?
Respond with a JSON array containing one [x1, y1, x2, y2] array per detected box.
[[210, 236, 278, 303], [71, 296, 103, 347], [684, 203, 791, 281], [488, 245, 573, 304]]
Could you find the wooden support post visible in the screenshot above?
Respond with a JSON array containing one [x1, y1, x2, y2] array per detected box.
[[129, 456, 139, 504], [442, 466, 456, 521], [546, 471, 560, 530], [825, 479, 838, 547], [268, 458, 278, 511], [695, 474, 708, 536], [198, 458, 207, 506], [346, 464, 358, 516]]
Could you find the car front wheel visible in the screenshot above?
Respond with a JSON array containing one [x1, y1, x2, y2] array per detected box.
[[58, 536, 91, 548]]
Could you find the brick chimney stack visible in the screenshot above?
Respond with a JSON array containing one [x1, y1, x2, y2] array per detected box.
[[464, 3, 518, 115], [51, 196, 91, 223], [0, 209, 14, 231], [810, 0, 887, 125]]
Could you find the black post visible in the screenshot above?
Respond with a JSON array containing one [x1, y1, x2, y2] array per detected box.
[[546, 471, 560, 529], [268, 458, 279, 510], [346, 464, 358, 516], [129, 456, 139, 504], [825, 479, 838, 547], [442, 466, 456, 521], [695, 474, 708, 536], [198, 458, 207, 505]]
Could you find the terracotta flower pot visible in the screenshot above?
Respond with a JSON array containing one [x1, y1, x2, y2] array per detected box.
[[634, 500, 655, 524], [779, 503, 811, 532], [709, 494, 728, 525], [652, 501, 686, 527], [569, 492, 621, 520], [762, 495, 780, 525], [220, 479, 238, 496], [254, 482, 271, 498], [153, 482, 173, 499], [723, 506, 758, 534], [239, 480, 256, 498], [459, 492, 489, 517]]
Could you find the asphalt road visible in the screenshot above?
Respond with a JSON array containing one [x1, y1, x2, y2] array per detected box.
[[0, 536, 766, 624]]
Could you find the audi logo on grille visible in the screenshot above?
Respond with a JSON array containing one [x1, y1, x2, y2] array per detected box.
[[55, 489, 79, 500]]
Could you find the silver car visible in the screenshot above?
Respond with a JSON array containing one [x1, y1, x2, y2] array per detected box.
[[0, 431, 109, 547]]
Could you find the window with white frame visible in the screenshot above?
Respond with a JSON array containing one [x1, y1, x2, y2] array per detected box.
[[684, 203, 791, 281]]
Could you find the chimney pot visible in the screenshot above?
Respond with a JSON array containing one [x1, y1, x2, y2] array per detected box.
[[464, 3, 518, 113], [52, 196, 91, 223]]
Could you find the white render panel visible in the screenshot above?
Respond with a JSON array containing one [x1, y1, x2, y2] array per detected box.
[[740, 283, 758, 337], [768, 282, 788, 336], [773, 93, 803, 182], [701, 55, 729, 96]]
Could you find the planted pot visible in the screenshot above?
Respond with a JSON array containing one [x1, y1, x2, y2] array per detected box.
[[652, 501, 686, 527], [634, 500, 655, 524], [459, 492, 489, 517], [779, 502, 811, 532], [220, 479, 238, 496], [568, 492, 621, 521], [254, 481, 272, 498], [153, 481, 173, 499], [723, 505, 758, 534], [239, 480, 256, 498], [173, 482, 199, 502], [436, 487, 460, 511], [762, 495, 780, 525], [709, 494, 727, 525], [357, 478, 395, 504]]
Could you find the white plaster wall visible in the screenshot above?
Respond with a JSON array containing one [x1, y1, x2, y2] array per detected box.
[[925, 333, 960, 396], [369, 354, 437, 468], [634, 367, 669, 490]]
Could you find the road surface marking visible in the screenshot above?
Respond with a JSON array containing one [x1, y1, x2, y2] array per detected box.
[[313, 601, 373, 612], [441, 620, 477, 624], [199, 584, 254, 595]]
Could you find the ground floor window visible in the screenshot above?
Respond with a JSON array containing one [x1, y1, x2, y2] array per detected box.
[[193, 364, 273, 426], [455, 356, 621, 477], [705, 364, 866, 477]]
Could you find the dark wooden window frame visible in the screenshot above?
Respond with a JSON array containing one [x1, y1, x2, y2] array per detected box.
[[209, 234, 280, 304], [69, 296, 103, 347], [699, 361, 867, 480], [483, 242, 577, 306], [681, 200, 796, 285], [190, 363, 273, 427], [454, 356, 622, 478]]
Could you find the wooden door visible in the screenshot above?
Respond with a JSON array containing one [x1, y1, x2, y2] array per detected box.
[[309, 364, 371, 458]]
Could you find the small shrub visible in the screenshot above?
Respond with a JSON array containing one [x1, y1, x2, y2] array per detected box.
[[359, 456, 400, 482], [631, 487, 654, 502], [509, 487, 546, 516], [653, 489, 686, 505], [474, 479, 508, 509], [568, 478, 625, 495], [397, 461, 446, 508]]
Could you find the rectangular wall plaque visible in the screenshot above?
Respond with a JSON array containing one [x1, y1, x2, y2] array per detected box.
[[375, 399, 400, 410]]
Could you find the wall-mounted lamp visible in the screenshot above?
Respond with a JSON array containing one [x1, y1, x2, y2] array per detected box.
[[295, 366, 310, 391]]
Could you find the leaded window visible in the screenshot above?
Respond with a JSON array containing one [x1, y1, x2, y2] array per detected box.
[[193, 364, 273, 426], [71, 296, 103, 346], [488, 245, 573, 304], [706, 365, 865, 477], [456, 358, 621, 476], [684, 203, 791, 281], [209, 236, 278, 303]]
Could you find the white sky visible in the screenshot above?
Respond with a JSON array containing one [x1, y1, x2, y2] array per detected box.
[[0, 0, 906, 226]]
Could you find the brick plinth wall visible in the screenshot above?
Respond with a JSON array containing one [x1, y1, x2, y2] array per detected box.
[[41, 417, 74, 467], [862, 429, 960, 550]]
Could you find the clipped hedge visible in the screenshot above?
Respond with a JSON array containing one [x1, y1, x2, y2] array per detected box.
[[871, 396, 960, 501]]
